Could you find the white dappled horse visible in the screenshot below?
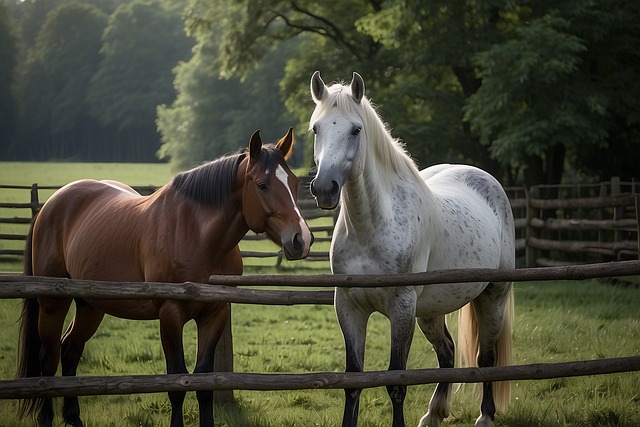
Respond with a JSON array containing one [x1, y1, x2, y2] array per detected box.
[[309, 71, 515, 427]]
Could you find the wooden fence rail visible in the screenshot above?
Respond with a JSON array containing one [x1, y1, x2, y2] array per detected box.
[[0, 182, 336, 265], [526, 178, 639, 266], [1, 260, 639, 302], [1, 356, 639, 399], [0, 260, 639, 401], [2, 179, 638, 267]]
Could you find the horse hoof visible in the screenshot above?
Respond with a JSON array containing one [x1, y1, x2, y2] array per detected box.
[[475, 414, 494, 427], [417, 413, 441, 427]]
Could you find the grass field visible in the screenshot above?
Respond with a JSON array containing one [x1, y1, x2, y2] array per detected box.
[[1, 162, 639, 426], [0, 161, 331, 273], [0, 281, 638, 427]]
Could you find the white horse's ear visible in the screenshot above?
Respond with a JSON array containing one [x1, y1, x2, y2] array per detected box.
[[311, 71, 326, 103], [276, 127, 294, 160], [350, 72, 365, 104], [248, 129, 262, 160]]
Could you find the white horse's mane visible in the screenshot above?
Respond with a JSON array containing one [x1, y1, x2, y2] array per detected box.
[[310, 82, 423, 183]]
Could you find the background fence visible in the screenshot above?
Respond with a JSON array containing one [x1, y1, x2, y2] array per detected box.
[[0, 178, 336, 268], [1, 177, 638, 267]]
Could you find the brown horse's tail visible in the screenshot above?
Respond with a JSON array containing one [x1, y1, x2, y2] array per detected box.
[[17, 211, 44, 418]]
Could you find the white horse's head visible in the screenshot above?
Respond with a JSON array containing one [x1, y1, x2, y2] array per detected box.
[[309, 71, 367, 210]]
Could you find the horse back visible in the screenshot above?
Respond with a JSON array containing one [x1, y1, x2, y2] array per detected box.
[[31, 179, 145, 280], [422, 164, 515, 269]]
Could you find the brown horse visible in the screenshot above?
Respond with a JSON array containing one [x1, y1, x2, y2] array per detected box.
[[18, 128, 313, 427]]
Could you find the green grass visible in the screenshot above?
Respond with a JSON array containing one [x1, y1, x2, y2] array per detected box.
[[1, 162, 639, 426], [0, 162, 174, 272], [0, 281, 638, 426], [0, 161, 331, 273]]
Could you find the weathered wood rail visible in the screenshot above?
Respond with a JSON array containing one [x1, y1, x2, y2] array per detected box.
[[1, 356, 638, 399], [2, 178, 638, 267], [526, 179, 639, 266], [0, 180, 335, 265], [0, 260, 639, 400], [2, 260, 639, 302]]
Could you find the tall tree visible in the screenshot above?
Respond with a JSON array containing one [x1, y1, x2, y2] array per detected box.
[[88, 0, 193, 162], [158, 37, 244, 170], [465, 1, 640, 183], [157, 26, 297, 171], [191, 0, 640, 185], [180, 1, 397, 169], [186, 0, 500, 176], [16, 2, 108, 160], [0, 4, 19, 157]]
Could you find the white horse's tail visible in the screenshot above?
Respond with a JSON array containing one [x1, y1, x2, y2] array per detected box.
[[457, 284, 514, 412]]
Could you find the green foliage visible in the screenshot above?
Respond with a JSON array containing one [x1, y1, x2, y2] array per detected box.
[[0, 4, 19, 151], [87, 0, 193, 161], [157, 41, 244, 170], [157, 33, 298, 171], [16, 2, 108, 159], [3, 0, 193, 163], [466, 1, 640, 183], [3, 0, 639, 181], [466, 16, 591, 159], [196, 0, 640, 185]]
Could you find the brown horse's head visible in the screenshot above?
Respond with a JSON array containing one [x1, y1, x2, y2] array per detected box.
[[242, 128, 313, 260]]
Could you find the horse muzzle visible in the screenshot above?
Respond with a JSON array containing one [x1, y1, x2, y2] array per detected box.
[[310, 178, 341, 210], [282, 231, 314, 260]]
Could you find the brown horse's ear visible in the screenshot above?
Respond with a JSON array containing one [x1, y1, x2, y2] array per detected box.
[[276, 127, 294, 160], [249, 129, 262, 159]]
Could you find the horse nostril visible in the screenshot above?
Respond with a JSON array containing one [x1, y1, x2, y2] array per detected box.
[[309, 180, 317, 196], [293, 233, 304, 252], [310, 231, 315, 245], [330, 180, 339, 197]]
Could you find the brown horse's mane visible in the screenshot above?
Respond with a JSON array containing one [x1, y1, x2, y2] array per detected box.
[[171, 144, 286, 208], [171, 149, 246, 207]]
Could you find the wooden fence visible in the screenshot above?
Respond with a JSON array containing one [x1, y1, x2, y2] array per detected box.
[[0, 179, 336, 267], [0, 260, 639, 399], [1, 178, 638, 267], [526, 178, 640, 266]]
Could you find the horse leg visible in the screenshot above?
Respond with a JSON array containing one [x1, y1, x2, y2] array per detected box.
[[416, 315, 455, 427], [60, 299, 105, 427], [194, 304, 230, 427], [386, 289, 417, 427], [37, 297, 73, 427], [335, 289, 370, 427], [470, 282, 514, 427], [159, 303, 188, 427]]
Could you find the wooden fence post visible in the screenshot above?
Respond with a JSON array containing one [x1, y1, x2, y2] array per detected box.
[[636, 193, 640, 260], [525, 186, 538, 267], [213, 309, 234, 404], [30, 183, 40, 217]]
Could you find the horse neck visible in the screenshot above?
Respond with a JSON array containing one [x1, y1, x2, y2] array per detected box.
[[340, 118, 429, 232], [157, 182, 249, 254]]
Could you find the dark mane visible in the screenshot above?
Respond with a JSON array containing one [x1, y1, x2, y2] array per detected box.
[[171, 149, 247, 206], [171, 144, 287, 207]]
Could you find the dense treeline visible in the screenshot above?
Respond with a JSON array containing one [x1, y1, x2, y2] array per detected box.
[[0, 0, 297, 167], [1, 0, 639, 183], [201, 0, 640, 186], [1, 0, 193, 162]]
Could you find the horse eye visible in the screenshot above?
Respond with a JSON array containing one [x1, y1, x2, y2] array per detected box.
[[257, 182, 268, 191], [351, 126, 362, 136]]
